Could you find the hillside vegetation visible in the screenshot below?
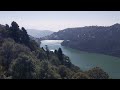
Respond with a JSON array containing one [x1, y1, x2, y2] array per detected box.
[[41, 24, 120, 57], [0, 21, 109, 79]]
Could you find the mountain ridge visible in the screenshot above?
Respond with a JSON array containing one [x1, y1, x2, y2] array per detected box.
[[27, 29, 54, 38], [41, 23, 120, 57]]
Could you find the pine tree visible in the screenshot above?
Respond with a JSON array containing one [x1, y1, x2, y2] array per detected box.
[[45, 45, 50, 60], [21, 27, 30, 45], [57, 48, 63, 64], [10, 21, 20, 42]]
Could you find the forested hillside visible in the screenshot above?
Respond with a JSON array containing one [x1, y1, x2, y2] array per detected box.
[[0, 21, 109, 79], [41, 23, 120, 57]]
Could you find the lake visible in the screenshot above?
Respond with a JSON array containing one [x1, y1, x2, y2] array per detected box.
[[40, 40, 120, 79]]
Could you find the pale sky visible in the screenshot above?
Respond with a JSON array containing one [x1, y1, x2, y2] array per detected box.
[[0, 11, 120, 32]]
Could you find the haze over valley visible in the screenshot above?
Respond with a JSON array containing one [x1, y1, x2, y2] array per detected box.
[[27, 29, 54, 38]]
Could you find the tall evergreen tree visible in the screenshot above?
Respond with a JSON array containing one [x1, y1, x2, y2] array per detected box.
[[57, 48, 63, 64], [21, 27, 30, 45], [10, 21, 20, 42], [45, 45, 50, 60], [54, 49, 58, 54], [5, 24, 9, 30]]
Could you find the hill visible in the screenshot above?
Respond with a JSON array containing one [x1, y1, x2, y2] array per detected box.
[[0, 21, 109, 79], [27, 29, 54, 38], [41, 23, 120, 57]]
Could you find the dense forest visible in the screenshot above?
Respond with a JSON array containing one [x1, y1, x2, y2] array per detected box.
[[41, 23, 120, 57], [0, 21, 109, 79]]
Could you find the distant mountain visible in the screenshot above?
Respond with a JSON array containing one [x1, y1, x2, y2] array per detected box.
[[41, 23, 120, 57], [27, 29, 54, 38]]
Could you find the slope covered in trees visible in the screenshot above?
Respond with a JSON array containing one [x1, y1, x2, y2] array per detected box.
[[41, 23, 120, 57], [0, 21, 109, 79]]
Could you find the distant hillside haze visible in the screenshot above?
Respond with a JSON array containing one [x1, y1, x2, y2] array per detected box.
[[27, 29, 54, 38], [41, 23, 120, 57]]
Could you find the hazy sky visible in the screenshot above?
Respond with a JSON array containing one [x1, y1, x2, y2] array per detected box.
[[0, 11, 120, 31]]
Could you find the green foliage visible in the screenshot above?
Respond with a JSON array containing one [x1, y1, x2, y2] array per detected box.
[[62, 55, 72, 67], [57, 48, 64, 64], [69, 64, 82, 73], [28, 39, 39, 51], [10, 53, 38, 79], [0, 38, 31, 70], [0, 21, 110, 79], [32, 48, 47, 60], [12, 43, 31, 58], [58, 65, 73, 79], [5, 24, 9, 30], [20, 27, 30, 45], [72, 72, 90, 79], [85, 67, 109, 79], [10, 21, 20, 42], [49, 55, 61, 66], [45, 45, 50, 60], [39, 61, 61, 79], [0, 38, 15, 70], [41, 47, 45, 51], [54, 49, 58, 54], [0, 24, 9, 38], [0, 21, 30, 47], [0, 66, 6, 79]]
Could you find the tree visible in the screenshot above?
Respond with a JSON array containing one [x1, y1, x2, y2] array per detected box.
[[0, 39, 15, 70], [0, 66, 7, 79], [20, 27, 30, 45], [57, 48, 63, 64], [32, 48, 47, 60], [50, 55, 61, 66], [39, 61, 61, 79], [28, 39, 39, 51], [54, 49, 58, 54], [6, 22, 31, 46], [72, 72, 90, 79], [5, 24, 9, 30], [0, 24, 9, 38], [10, 21, 20, 42], [58, 65, 73, 79], [4, 24, 10, 37], [45, 45, 50, 60], [12, 42, 31, 59], [0, 38, 32, 70], [41, 47, 45, 51], [85, 67, 109, 79], [10, 53, 37, 79]]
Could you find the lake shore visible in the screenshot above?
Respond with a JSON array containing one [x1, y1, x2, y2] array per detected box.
[[40, 40, 120, 79]]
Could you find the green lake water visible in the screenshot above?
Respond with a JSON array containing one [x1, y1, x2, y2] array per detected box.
[[40, 40, 120, 79]]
